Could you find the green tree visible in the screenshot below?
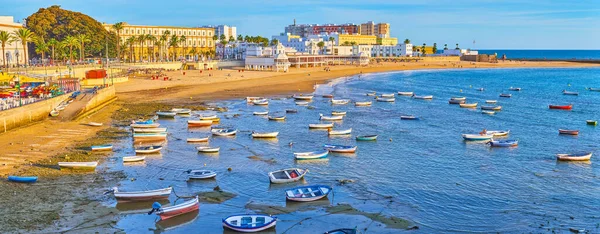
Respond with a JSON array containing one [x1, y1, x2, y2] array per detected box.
[[244, 35, 249, 42], [169, 35, 179, 60], [220, 39, 228, 59], [432, 43, 437, 54], [147, 34, 156, 62], [404, 38, 410, 44], [137, 35, 145, 61], [455, 43, 460, 49], [350, 41, 357, 46], [212, 35, 218, 42], [34, 36, 49, 64], [229, 36, 235, 42], [125, 36, 135, 62], [76, 34, 90, 61], [317, 41, 325, 54], [62, 35, 78, 63], [0, 31, 11, 68], [111, 22, 124, 61], [421, 43, 426, 56], [271, 39, 279, 46], [161, 30, 170, 61], [328, 37, 335, 54], [444, 44, 448, 50], [13, 28, 36, 65], [47, 38, 58, 63], [180, 35, 187, 60], [237, 35, 243, 41], [219, 34, 226, 41]]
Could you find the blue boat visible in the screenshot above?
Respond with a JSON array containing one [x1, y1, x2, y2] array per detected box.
[[222, 214, 277, 232], [286, 185, 332, 202], [356, 135, 378, 141], [323, 144, 357, 153], [8, 176, 38, 183], [133, 119, 154, 124]]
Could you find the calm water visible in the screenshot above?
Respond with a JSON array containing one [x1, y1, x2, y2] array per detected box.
[[478, 50, 600, 60], [108, 67, 600, 233]]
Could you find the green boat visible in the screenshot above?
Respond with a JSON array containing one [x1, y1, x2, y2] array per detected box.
[[356, 135, 378, 141], [586, 120, 597, 126]]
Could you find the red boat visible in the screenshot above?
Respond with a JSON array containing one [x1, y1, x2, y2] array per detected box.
[[150, 196, 199, 220], [322, 94, 334, 98], [549, 104, 572, 110], [558, 129, 579, 135]]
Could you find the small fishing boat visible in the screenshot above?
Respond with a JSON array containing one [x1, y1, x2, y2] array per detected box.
[[150, 196, 199, 220], [197, 146, 220, 153], [295, 101, 310, 106], [558, 129, 579, 135], [562, 90, 579, 96], [294, 151, 329, 160], [222, 214, 277, 232], [268, 168, 308, 184], [355, 101, 372, 106], [156, 111, 177, 118], [133, 132, 167, 141], [132, 119, 154, 125], [199, 114, 218, 120], [451, 97, 466, 101], [556, 152, 592, 161], [286, 109, 298, 113], [588, 88, 600, 92], [460, 103, 478, 108], [268, 115, 286, 121], [380, 93, 395, 98], [508, 87, 522, 91], [376, 97, 395, 102], [187, 170, 217, 179], [7, 176, 38, 183], [322, 94, 334, 98], [320, 114, 343, 121], [328, 128, 352, 135], [448, 99, 465, 104], [397, 91, 414, 96], [325, 228, 358, 234], [477, 88, 485, 91], [130, 123, 161, 128], [187, 137, 209, 143], [123, 156, 145, 162], [487, 130, 510, 137], [499, 93, 512, 98], [400, 115, 419, 120], [171, 108, 191, 115], [309, 123, 334, 129], [356, 135, 378, 141], [253, 111, 268, 115], [293, 94, 314, 100], [549, 104, 573, 110], [211, 129, 237, 136], [485, 100, 497, 104], [246, 97, 263, 103], [413, 95, 433, 100], [482, 110, 495, 115], [488, 140, 518, 147], [331, 111, 346, 116], [252, 99, 269, 106], [586, 120, 597, 126], [49, 110, 59, 117], [91, 144, 113, 151], [252, 131, 279, 138], [462, 134, 494, 141], [87, 122, 103, 127], [54, 105, 65, 111], [187, 120, 213, 126], [366, 91, 377, 96], [481, 105, 502, 111], [58, 161, 98, 169], [323, 144, 358, 153], [286, 185, 332, 202], [135, 145, 163, 154], [331, 99, 350, 105], [113, 187, 172, 202]]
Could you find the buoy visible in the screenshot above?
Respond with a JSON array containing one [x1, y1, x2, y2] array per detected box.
[[389, 138, 392, 142], [227, 167, 232, 171], [460, 89, 463, 92], [204, 163, 206, 166]]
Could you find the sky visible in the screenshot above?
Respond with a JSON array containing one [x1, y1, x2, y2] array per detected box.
[[3, 0, 600, 49]]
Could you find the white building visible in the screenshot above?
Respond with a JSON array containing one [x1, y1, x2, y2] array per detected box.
[[272, 33, 333, 54], [245, 43, 291, 72], [371, 44, 413, 57], [442, 49, 478, 56], [0, 16, 26, 66], [214, 25, 237, 40]]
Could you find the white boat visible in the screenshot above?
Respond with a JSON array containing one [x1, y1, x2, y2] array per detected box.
[[156, 112, 177, 118], [133, 128, 167, 133], [199, 114, 218, 120], [252, 99, 269, 105], [187, 137, 209, 143], [482, 110, 495, 115], [211, 129, 237, 136], [320, 114, 343, 121], [187, 170, 217, 179], [87, 122, 103, 127], [49, 110, 59, 117], [268, 168, 308, 184], [413, 95, 433, 100], [462, 134, 494, 141], [294, 151, 329, 160], [58, 161, 98, 169], [295, 101, 310, 106], [135, 145, 163, 154], [113, 187, 172, 202], [328, 128, 352, 135], [485, 100, 497, 104], [355, 101, 372, 106], [123, 156, 145, 162], [556, 152, 592, 161], [331, 99, 350, 105], [477, 88, 485, 91], [449, 99, 465, 104], [152, 196, 199, 220], [187, 120, 213, 126], [268, 115, 286, 121], [451, 97, 466, 101], [309, 123, 334, 129], [197, 146, 220, 153], [222, 214, 277, 233], [481, 105, 502, 111], [331, 111, 347, 116], [508, 87, 522, 91], [130, 123, 161, 128], [252, 131, 279, 138], [380, 93, 395, 98], [55, 105, 65, 111], [397, 91, 414, 96], [246, 97, 263, 103], [133, 133, 167, 141], [292, 94, 313, 100], [286, 185, 332, 202], [91, 144, 113, 151], [487, 130, 510, 137], [562, 90, 579, 96], [171, 108, 191, 114], [460, 103, 478, 108], [376, 97, 395, 102], [366, 91, 377, 96], [253, 111, 268, 115]]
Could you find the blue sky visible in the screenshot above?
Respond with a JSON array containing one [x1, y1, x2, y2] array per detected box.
[[4, 0, 600, 49]]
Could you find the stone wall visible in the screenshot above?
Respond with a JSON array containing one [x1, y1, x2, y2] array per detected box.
[[0, 95, 69, 133], [78, 86, 116, 116]]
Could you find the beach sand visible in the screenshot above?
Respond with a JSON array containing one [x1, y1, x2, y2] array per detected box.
[[0, 60, 598, 232]]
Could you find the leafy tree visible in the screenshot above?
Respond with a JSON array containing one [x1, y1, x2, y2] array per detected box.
[[219, 34, 226, 41], [47, 38, 59, 63], [455, 43, 460, 49], [180, 35, 187, 59], [421, 43, 426, 55], [111, 22, 124, 60], [212, 35, 218, 41], [271, 39, 279, 46], [147, 34, 156, 62], [13, 28, 36, 65], [76, 34, 90, 61], [125, 36, 135, 62], [350, 41, 357, 46], [404, 38, 410, 44], [34, 36, 49, 63], [229, 36, 234, 42], [237, 35, 243, 41], [0, 31, 11, 68], [432, 43, 437, 54], [244, 35, 249, 42], [169, 35, 179, 60], [62, 35, 78, 63], [444, 44, 448, 50]]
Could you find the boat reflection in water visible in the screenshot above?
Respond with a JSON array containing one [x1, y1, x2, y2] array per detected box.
[[155, 209, 199, 231], [116, 200, 170, 215]]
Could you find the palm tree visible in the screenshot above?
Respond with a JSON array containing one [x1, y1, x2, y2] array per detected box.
[[12, 28, 35, 66], [455, 43, 460, 49], [34, 36, 49, 65], [404, 39, 410, 44], [229, 36, 235, 43], [432, 43, 437, 54], [271, 39, 279, 46], [76, 34, 91, 61], [160, 30, 170, 61], [125, 37, 135, 62], [316, 41, 325, 54], [137, 35, 146, 61], [47, 38, 58, 64], [212, 35, 218, 42], [147, 35, 156, 62], [220, 39, 228, 59], [421, 43, 426, 56], [169, 35, 179, 61], [0, 30, 11, 69], [62, 36, 78, 64], [244, 35, 250, 42], [179, 35, 187, 60], [328, 37, 335, 55], [237, 35, 243, 41], [444, 44, 448, 50], [112, 22, 124, 61]]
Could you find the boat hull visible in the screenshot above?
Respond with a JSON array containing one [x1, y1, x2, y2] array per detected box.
[[7, 176, 38, 183]]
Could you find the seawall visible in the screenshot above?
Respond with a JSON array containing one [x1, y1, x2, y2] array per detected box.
[[0, 95, 69, 133]]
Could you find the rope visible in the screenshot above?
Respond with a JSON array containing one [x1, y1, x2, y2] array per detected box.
[[171, 187, 196, 199]]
